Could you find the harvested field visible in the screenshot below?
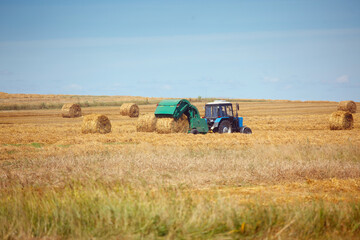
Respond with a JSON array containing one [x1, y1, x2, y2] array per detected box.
[[0, 93, 359, 239]]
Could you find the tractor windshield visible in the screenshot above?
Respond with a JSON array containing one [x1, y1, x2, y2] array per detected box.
[[219, 105, 233, 117], [205, 104, 233, 118]]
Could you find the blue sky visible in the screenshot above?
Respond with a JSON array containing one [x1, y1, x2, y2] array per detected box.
[[0, 0, 359, 101]]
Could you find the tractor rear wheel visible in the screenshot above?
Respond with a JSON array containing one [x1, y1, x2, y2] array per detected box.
[[218, 120, 232, 134], [190, 128, 199, 134]]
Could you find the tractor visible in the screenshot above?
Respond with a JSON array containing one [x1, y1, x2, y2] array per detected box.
[[154, 99, 252, 134], [204, 100, 252, 134]]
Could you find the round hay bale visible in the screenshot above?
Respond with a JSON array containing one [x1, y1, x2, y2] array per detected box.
[[136, 114, 157, 132], [155, 115, 189, 134], [120, 103, 139, 117], [338, 101, 357, 113], [329, 111, 354, 130], [81, 114, 111, 134], [61, 103, 82, 118]]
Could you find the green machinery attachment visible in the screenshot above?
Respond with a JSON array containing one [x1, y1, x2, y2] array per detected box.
[[154, 99, 208, 134]]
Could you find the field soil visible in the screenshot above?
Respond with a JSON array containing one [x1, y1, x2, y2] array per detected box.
[[0, 94, 359, 239]]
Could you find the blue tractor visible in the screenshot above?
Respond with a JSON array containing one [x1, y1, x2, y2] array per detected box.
[[204, 100, 252, 134]]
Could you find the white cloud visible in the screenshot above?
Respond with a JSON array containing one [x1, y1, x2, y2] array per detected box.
[[263, 76, 280, 83], [336, 75, 349, 83], [162, 84, 172, 90], [64, 84, 83, 91]]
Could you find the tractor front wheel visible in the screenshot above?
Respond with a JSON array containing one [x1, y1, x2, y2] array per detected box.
[[241, 127, 252, 134], [218, 120, 232, 134]]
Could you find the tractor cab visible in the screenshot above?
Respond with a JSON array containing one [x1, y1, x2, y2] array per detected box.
[[204, 100, 252, 134], [205, 100, 234, 119]]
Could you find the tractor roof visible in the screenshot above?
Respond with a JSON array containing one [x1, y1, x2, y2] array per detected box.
[[206, 100, 232, 105]]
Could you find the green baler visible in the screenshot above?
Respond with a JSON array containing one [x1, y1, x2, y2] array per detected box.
[[154, 99, 208, 134]]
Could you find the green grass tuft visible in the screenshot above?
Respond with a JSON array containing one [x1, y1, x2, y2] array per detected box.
[[30, 142, 43, 148]]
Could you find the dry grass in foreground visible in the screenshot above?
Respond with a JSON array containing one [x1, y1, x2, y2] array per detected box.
[[1, 144, 360, 239], [1, 181, 359, 240]]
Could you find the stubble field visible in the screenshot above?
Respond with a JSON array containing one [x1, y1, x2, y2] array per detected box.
[[0, 93, 359, 239]]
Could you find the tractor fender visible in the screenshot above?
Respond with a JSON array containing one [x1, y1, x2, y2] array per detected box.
[[237, 117, 244, 128], [212, 117, 242, 132], [212, 117, 229, 129]]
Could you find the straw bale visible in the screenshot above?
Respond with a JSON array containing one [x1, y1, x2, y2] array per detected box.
[[81, 114, 111, 134], [338, 101, 357, 113], [120, 103, 139, 117], [136, 114, 157, 132], [329, 111, 353, 130], [155, 115, 189, 134], [61, 103, 82, 118]]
